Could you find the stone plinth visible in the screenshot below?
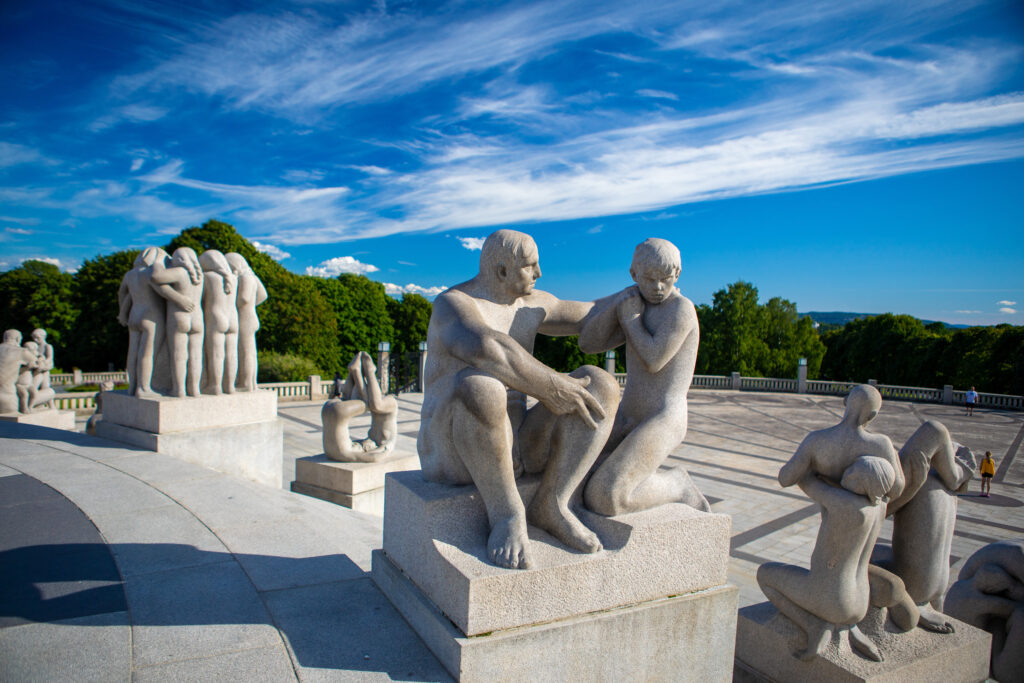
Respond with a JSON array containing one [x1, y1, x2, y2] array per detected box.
[[735, 602, 991, 683], [291, 450, 420, 516], [372, 470, 737, 681], [95, 390, 283, 487], [100, 389, 276, 432], [0, 409, 76, 431]]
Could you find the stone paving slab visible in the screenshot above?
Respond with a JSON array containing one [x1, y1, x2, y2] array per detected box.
[[1, 391, 1021, 680]]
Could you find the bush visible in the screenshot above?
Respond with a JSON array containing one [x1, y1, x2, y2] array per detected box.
[[257, 351, 322, 382]]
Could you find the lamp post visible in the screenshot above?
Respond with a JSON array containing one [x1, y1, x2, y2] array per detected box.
[[418, 341, 428, 392], [377, 341, 390, 394], [604, 349, 616, 375]]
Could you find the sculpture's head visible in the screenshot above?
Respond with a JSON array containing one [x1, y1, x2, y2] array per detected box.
[[480, 229, 540, 299], [198, 249, 230, 273], [841, 454, 896, 505], [630, 238, 681, 305], [23, 340, 38, 354], [843, 384, 881, 426], [171, 247, 203, 285], [31, 328, 46, 345], [3, 329, 21, 345], [134, 246, 168, 269], [225, 252, 252, 276]]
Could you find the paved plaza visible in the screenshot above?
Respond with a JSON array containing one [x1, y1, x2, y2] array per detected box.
[[2, 390, 1022, 680]]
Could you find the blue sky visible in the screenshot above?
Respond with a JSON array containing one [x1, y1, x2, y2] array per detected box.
[[2, 0, 1023, 324]]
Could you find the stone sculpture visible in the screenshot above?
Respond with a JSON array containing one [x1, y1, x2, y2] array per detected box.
[[149, 247, 204, 397], [198, 249, 238, 395], [118, 247, 192, 397], [225, 252, 267, 392], [322, 352, 398, 462], [419, 229, 620, 569], [757, 385, 905, 661], [0, 330, 37, 413], [31, 329, 54, 396], [579, 238, 710, 515], [945, 539, 1024, 681], [872, 420, 975, 633], [86, 380, 115, 435], [18, 339, 56, 412]]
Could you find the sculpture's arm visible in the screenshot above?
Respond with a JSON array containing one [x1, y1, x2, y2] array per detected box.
[[618, 294, 693, 373], [798, 471, 867, 511], [578, 290, 628, 353], [779, 438, 814, 488], [117, 277, 131, 326], [150, 281, 194, 312], [254, 276, 268, 306], [536, 291, 594, 337], [882, 438, 905, 502], [439, 291, 605, 428]]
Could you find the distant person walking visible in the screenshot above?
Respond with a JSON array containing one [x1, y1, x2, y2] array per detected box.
[[965, 386, 979, 416], [980, 451, 995, 497]]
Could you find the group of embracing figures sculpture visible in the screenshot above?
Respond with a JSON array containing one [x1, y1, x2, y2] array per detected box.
[[0, 327, 57, 414], [397, 228, 997, 674], [117, 247, 267, 398]]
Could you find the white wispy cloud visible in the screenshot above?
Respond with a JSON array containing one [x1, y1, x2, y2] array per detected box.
[[89, 104, 168, 132], [305, 256, 379, 277], [998, 300, 1017, 306], [458, 236, 486, 251], [955, 310, 981, 314], [130, 158, 144, 172], [0, 215, 40, 226], [383, 282, 448, 298], [636, 89, 678, 101], [252, 241, 291, 261], [1000, 307, 1017, 314], [4, 227, 32, 235], [0, 142, 56, 169]]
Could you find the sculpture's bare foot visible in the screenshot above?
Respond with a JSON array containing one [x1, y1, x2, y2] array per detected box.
[[171, 388, 185, 398], [488, 515, 533, 569], [527, 496, 602, 554], [849, 625, 883, 662], [671, 467, 711, 512], [918, 605, 955, 633], [796, 624, 831, 661]]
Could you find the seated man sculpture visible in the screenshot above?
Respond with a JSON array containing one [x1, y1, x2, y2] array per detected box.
[[579, 237, 709, 515], [0, 330, 37, 414], [872, 420, 975, 633], [419, 229, 620, 570], [322, 352, 398, 462], [757, 385, 905, 662]]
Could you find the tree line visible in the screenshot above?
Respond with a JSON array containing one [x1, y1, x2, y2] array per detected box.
[[0, 220, 1019, 394]]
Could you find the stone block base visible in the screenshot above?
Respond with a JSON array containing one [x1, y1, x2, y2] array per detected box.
[[291, 481, 386, 516], [101, 389, 277, 433], [373, 549, 738, 682], [381, 470, 731, 636], [0, 409, 76, 431], [291, 451, 420, 516], [735, 601, 991, 683], [96, 418, 283, 488]]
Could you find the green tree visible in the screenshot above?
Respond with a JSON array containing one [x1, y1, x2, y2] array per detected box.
[[311, 274, 394, 369], [68, 250, 139, 370], [388, 293, 432, 359], [0, 259, 78, 354]]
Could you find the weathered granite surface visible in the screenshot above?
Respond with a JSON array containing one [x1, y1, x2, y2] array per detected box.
[[101, 389, 277, 433]]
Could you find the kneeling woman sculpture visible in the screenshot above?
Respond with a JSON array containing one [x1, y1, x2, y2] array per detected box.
[[322, 352, 398, 462]]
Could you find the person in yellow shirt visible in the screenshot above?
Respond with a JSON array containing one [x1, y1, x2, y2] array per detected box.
[[980, 451, 996, 496]]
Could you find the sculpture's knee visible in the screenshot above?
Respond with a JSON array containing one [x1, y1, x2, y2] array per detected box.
[[454, 372, 507, 426], [570, 365, 620, 413], [918, 420, 949, 443]]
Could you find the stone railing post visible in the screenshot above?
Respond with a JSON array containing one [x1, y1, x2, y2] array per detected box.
[[418, 341, 428, 392], [308, 375, 321, 400], [943, 385, 953, 404], [377, 342, 391, 394], [73, 368, 83, 384], [868, 379, 878, 387], [731, 372, 741, 390], [797, 358, 807, 394], [604, 350, 616, 375]]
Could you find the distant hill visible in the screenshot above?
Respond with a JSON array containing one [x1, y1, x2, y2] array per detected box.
[[799, 311, 969, 329]]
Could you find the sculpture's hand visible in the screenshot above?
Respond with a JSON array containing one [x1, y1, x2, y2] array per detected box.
[[616, 287, 644, 323], [540, 373, 605, 430], [954, 443, 977, 475]]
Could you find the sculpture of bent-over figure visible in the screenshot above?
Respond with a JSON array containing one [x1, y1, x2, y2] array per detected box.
[[418, 229, 620, 570], [323, 352, 398, 462], [872, 420, 975, 633]]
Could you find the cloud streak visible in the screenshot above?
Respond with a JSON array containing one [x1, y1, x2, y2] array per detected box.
[[305, 256, 379, 277]]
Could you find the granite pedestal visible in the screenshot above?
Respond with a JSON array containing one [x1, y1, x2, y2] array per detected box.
[[95, 390, 283, 487], [735, 602, 991, 683], [0, 408, 76, 431], [291, 450, 420, 515], [372, 470, 738, 681]]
